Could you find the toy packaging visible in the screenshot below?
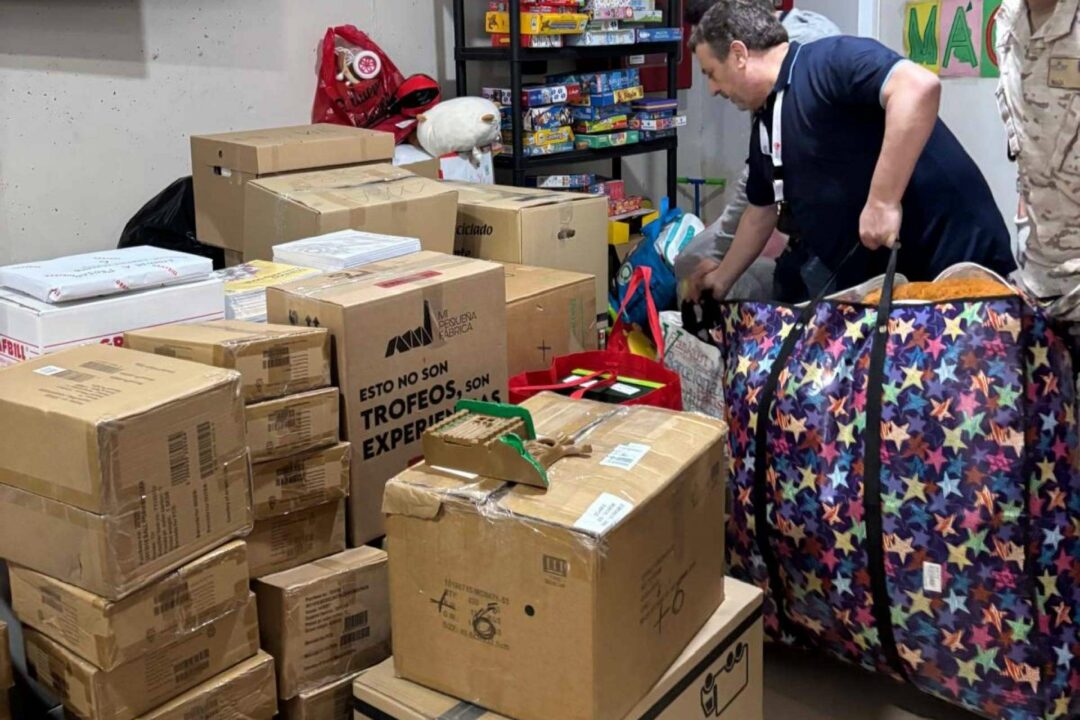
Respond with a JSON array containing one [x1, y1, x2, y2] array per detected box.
[[639, 128, 677, 142], [575, 130, 640, 149], [571, 85, 645, 107], [590, 6, 634, 19], [629, 9, 664, 22], [548, 68, 639, 94], [591, 0, 653, 7], [590, 178, 625, 199], [570, 102, 632, 121], [574, 115, 629, 133], [527, 173, 598, 189], [586, 19, 622, 31], [501, 104, 573, 131], [631, 97, 679, 113], [490, 33, 565, 48], [502, 126, 575, 147], [635, 27, 683, 42], [485, 11, 590, 35], [609, 195, 644, 216], [632, 109, 676, 121], [483, 83, 582, 107], [503, 140, 576, 157], [630, 114, 687, 131], [488, 0, 581, 9], [566, 30, 636, 46]]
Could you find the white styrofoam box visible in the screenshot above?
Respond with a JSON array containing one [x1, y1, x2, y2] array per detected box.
[[272, 230, 421, 272], [0, 247, 212, 304], [0, 278, 225, 366]]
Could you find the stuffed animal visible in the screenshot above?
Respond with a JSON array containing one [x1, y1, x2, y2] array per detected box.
[[416, 97, 501, 164]]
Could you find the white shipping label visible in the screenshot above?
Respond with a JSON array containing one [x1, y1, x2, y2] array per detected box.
[[33, 365, 66, 377], [600, 442, 650, 471], [923, 562, 943, 593], [573, 492, 634, 535]]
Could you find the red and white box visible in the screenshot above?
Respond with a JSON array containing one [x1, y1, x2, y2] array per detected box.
[[0, 278, 225, 366]]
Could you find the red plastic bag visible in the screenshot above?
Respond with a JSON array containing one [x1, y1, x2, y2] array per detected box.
[[312, 25, 406, 130], [509, 267, 683, 410]]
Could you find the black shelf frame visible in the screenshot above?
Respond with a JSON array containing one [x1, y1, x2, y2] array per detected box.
[[452, 0, 682, 202]]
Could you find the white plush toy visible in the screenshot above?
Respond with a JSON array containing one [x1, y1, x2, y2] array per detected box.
[[417, 97, 501, 165]]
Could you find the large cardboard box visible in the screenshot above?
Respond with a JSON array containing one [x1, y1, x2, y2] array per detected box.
[[266, 252, 508, 544], [248, 500, 346, 578], [446, 182, 608, 312], [10, 541, 249, 670], [283, 672, 359, 720], [191, 125, 395, 254], [254, 547, 390, 699], [0, 278, 225, 367], [136, 651, 277, 720], [26, 595, 260, 720], [125, 321, 331, 403], [384, 393, 728, 720], [353, 580, 764, 720], [244, 164, 459, 261], [245, 387, 339, 463], [0, 345, 252, 599], [251, 442, 350, 520], [503, 264, 597, 377]]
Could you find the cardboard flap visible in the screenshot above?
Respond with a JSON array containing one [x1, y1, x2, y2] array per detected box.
[[248, 164, 452, 214], [381, 480, 445, 520], [444, 182, 591, 209], [503, 264, 596, 303]]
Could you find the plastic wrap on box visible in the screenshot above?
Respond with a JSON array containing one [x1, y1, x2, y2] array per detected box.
[[574, 130, 640, 149], [571, 85, 645, 107]]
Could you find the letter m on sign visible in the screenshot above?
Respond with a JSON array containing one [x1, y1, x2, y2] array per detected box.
[[905, 2, 940, 71]]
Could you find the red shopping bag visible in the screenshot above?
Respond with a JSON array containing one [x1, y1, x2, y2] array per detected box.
[[312, 25, 406, 130], [509, 267, 682, 410]]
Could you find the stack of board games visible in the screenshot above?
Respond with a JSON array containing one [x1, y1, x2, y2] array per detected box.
[[630, 97, 685, 141], [485, 0, 672, 47], [548, 69, 644, 150], [486, 0, 588, 46], [571, 0, 668, 44], [484, 83, 583, 157]]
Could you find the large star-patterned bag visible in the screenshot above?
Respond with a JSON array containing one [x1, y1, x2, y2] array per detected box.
[[711, 248, 1079, 719]]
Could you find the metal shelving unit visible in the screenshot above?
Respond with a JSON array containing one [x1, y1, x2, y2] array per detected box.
[[452, 0, 682, 202]]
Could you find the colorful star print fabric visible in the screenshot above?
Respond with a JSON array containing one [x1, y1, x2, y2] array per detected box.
[[717, 296, 1079, 720]]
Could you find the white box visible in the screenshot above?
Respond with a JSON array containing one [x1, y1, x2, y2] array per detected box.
[[0, 278, 225, 365], [273, 230, 420, 272], [0, 247, 212, 303]]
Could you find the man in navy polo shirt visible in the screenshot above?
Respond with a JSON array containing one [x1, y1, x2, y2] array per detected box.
[[686, 0, 1015, 302]]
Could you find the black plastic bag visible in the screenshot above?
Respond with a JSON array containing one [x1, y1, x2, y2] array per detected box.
[[118, 177, 226, 269]]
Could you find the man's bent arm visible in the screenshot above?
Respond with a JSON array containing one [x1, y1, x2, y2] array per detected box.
[[704, 203, 777, 299]]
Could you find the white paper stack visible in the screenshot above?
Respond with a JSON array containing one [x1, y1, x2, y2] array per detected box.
[[212, 260, 322, 323], [0, 246, 212, 303], [272, 230, 421, 272]]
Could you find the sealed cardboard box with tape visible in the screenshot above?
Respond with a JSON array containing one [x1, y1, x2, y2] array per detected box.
[[0, 345, 252, 599], [252, 442, 350, 520], [125, 321, 330, 403], [503, 264, 597, 377], [354, 580, 763, 720], [446, 182, 608, 313], [248, 500, 347, 578], [255, 547, 390, 699], [136, 651, 277, 720], [191, 124, 395, 256], [10, 541, 249, 670], [246, 386, 339, 463], [266, 252, 508, 545], [284, 671, 359, 720], [384, 393, 728, 720], [244, 164, 458, 261], [26, 595, 260, 720]]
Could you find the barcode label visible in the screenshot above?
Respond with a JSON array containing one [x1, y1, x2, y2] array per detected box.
[[197, 421, 215, 479], [272, 409, 300, 433], [276, 461, 306, 486], [173, 649, 210, 684], [80, 360, 122, 374], [154, 585, 192, 616], [344, 611, 369, 631], [262, 347, 292, 370], [600, 443, 650, 471], [923, 562, 943, 593], [34, 365, 92, 383], [168, 431, 190, 485], [340, 626, 371, 647]]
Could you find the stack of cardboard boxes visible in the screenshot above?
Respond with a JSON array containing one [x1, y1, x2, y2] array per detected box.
[[123, 321, 346, 578], [0, 344, 266, 719]]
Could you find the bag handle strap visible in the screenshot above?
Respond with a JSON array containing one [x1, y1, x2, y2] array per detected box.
[[513, 371, 618, 400], [613, 265, 667, 361]]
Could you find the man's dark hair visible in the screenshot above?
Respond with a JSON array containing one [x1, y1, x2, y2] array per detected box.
[[689, 0, 788, 60], [685, 0, 719, 25]]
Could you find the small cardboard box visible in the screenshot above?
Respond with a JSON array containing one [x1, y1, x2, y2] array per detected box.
[[353, 580, 764, 720], [0, 622, 11, 691], [283, 672, 359, 720], [503, 264, 597, 377], [251, 442, 350, 521], [10, 541, 249, 670], [0, 345, 252, 599], [135, 651, 278, 720], [26, 595, 260, 720], [191, 124, 395, 254], [245, 387, 339, 463], [446, 182, 608, 312], [255, 547, 390, 699], [125, 321, 331, 403], [244, 164, 459, 261], [384, 393, 728, 720], [266, 252, 508, 545], [0, 278, 225, 367], [248, 500, 347, 579]]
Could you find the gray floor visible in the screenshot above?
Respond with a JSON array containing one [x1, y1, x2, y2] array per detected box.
[[765, 645, 983, 720]]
